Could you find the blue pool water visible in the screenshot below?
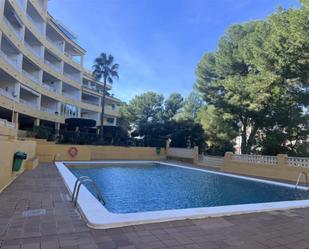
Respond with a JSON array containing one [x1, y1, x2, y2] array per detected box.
[[68, 163, 309, 213]]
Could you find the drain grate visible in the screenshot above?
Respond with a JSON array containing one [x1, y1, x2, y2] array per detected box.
[[22, 209, 46, 217]]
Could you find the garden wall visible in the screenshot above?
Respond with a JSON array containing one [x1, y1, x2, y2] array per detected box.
[[223, 152, 309, 183], [36, 144, 166, 162], [0, 139, 36, 192]]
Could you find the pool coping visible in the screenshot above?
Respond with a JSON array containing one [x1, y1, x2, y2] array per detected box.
[[55, 160, 309, 229]]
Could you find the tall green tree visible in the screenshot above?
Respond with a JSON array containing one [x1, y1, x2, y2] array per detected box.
[[92, 53, 119, 142], [124, 92, 164, 125], [164, 93, 184, 120], [196, 4, 309, 155]]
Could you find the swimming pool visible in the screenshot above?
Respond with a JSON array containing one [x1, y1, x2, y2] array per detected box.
[[56, 161, 309, 228]]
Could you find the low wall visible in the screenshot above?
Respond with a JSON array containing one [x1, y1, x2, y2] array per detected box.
[[223, 153, 309, 183], [37, 144, 166, 162], [166, 147, 199, 163], [0, 139, 36, 192]]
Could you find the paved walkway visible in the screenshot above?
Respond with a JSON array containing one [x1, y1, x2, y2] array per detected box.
[[1, 164, 309, 249]]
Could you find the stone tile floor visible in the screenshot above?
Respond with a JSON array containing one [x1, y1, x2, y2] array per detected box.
[[1, 164, 309, 249]]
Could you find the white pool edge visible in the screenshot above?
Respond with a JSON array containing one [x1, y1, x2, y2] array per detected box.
[[55, 161, 309, 229]]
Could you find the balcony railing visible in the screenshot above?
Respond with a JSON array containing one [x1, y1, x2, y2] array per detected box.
[[3, 16, 23, 39], [22, 70, 40, 83], [0, 118, 15, 129], [27, 14, 44, 35], [64, 73, 80, 83], [46, 37, 64, 52], [41, 106, 57, 114], [24, 42, 42, 58], [44, 60, 61, 72], [0, 50, 20, 70], [82, 99, 100, 106], [0, 88, 18, 101], [19, 99, 39, 109], [42, 83, 57, 92], [62, 92, 79, 100]]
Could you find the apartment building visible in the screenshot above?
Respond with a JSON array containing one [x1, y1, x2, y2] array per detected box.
[[0, 0, 120, 133]]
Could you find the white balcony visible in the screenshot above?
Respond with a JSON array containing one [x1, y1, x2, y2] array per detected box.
[[41, 106, 57, 114], [42, 83, 57, 93], [63, 92, 78, 100], [3, 17, 23, 40], [0, 118, 15, 129], [20, 99, 39, 109], [24, 42, 41, 58], [44, 60, 61, 72], [22, 70, 40, 84], [0, 88, 18, 100], [0, 50, 20, 70], [64, 73, 80, 83], [46, 37, 64, 52], [27, 15, 44, 35], [82, 99, 100, 106]]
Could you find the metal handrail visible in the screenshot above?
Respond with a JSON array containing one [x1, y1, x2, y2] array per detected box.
[[72, 176, 105, 206], [295, 172, 309, 189]]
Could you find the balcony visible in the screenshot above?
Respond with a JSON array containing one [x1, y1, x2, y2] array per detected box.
[[0, 50, 20, 70], [44, 59, 61, 72], [41, 106, 57, 114], [62, 92, 78, 100], [24, 42, 41, 58], [3, 16, 23, 40], [42, 83, 57, 93], [27, 14, 44, 35], [0, 118, 15, 129], [20, 99, 39, 109], [64, 72, 80, 83], [0, 88, 18, 101], [82, 99, 100, 106], [46, 37, 64, 52], [22, 69, 40, 84]]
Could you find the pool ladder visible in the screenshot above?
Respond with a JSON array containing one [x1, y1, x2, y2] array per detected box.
[[295, 172, 309, 190], [72, 176, 105, 206]]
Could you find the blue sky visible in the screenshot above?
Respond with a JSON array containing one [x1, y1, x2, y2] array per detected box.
[[49, 0, 300, 102]]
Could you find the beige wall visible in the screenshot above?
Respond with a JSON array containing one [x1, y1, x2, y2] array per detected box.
[[223, 152, 309, 183], [0, 139, 36, 192], [36, 144, 166, 162], [166, 146, 199, 163]]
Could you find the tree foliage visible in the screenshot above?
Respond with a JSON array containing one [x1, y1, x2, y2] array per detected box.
[[195, 3, 309, 155]]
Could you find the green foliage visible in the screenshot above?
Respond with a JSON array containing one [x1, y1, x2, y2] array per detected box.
[[124, 92, 164, 124], [175, 91, 204, 121], [197, 105, 238, 155], [31, 126, 55, 141], [92, 52, 119, 141], [164, 93, 184, 120], [195, 5, 309, 155]]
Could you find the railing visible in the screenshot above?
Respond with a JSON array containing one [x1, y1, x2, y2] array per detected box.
[[40, 106, 57, 114], [82, 99, 100, 106], [46, 37, 64, 52], [44, 60, 61, 72], [42, 83, 57, 92], [62, 92, 79, 100], [19, 99, 38, 109], [0, 50, 19, 69], [27, 14, 44, 35], [22, 70, 40, 83], [231, 154, 278, 165], [288, 157, 309, 168], [64, 73, 81, 83], [24, 42, 42, 58], [3, 16, 23, 39], [0, 118, 15, 129], [0, 88, 18, 101]]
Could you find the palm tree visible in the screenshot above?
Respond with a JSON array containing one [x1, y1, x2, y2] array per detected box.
[[92, 53, 119, 142]]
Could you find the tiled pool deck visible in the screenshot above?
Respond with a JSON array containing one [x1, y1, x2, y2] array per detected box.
[[1, 165, 309, 249]]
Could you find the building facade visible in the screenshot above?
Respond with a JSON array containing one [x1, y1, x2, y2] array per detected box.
[[0, 0, 120, 133]]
